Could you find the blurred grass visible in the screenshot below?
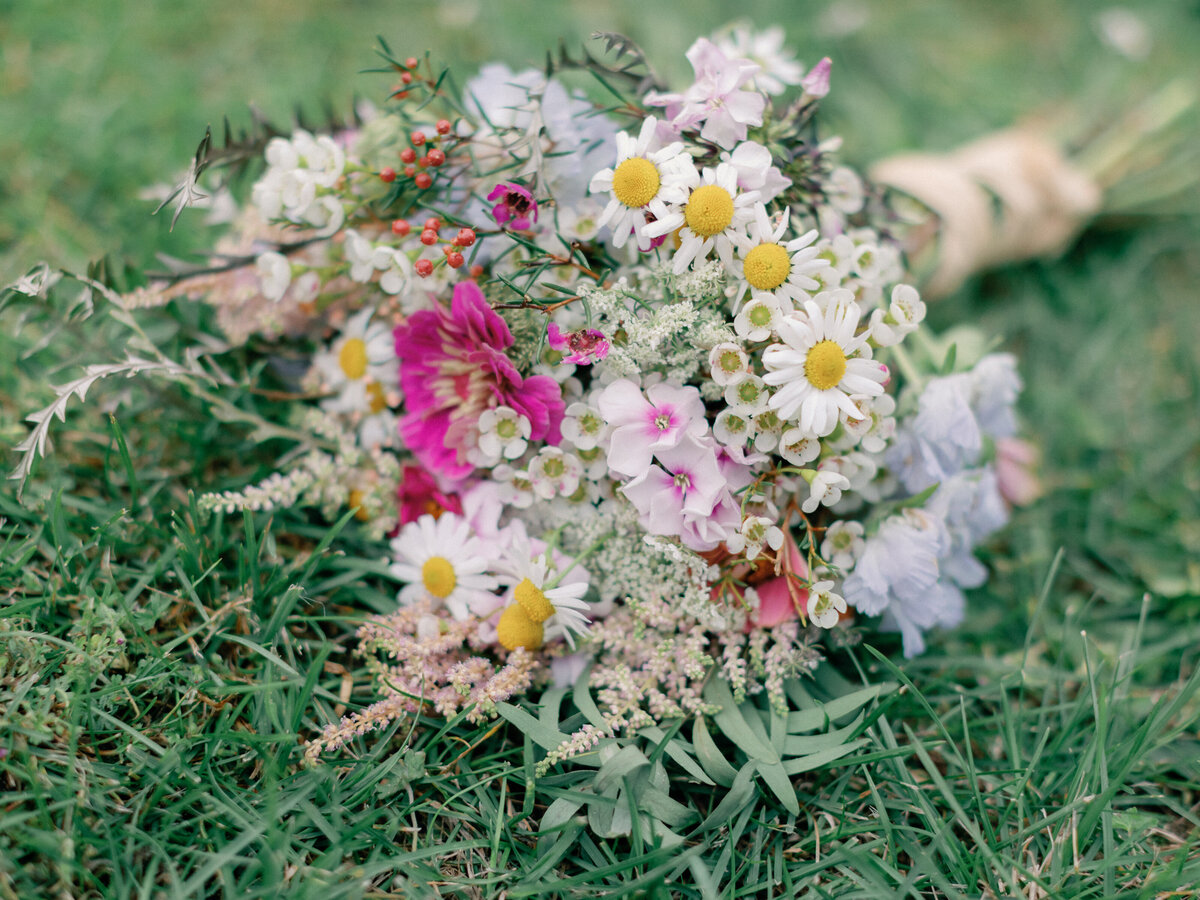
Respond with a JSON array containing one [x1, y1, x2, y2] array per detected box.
[[3, 0, 1197, 274], [3, 0, 1200, 896]]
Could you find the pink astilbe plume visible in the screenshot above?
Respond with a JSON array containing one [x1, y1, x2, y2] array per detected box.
[[304, 599, 540, 762]]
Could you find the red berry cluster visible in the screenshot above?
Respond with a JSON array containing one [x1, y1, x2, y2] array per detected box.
[[380, 58, 457, 189], [404, 217, 477, 278]]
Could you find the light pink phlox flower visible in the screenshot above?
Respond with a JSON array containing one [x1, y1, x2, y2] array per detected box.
[[621, 435, 739, 551], [596, 379, 708, 477], [645, 38, 767, 150], [487, 182, 538, 230], [800, 57, 832, 99], [725, 141, 791, 203], [547, 322, 610, 365], [716, 442, 767, 492], [395, 280, 564, 480]]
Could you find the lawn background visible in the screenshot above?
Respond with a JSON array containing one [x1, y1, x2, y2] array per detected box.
[[2, 1, 1200, 897]]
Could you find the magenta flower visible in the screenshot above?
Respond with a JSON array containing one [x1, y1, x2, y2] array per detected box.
[[596, 379, 708, 478], [395, 280, 565, 480], [547, 323, 610, 366], [487, 182, 538, 230]]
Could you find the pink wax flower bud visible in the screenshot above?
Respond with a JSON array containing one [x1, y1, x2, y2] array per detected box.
[[487, 182, 538, 230]]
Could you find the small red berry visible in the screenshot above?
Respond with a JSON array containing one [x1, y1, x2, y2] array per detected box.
[[400, 71, 413, 85], [436, 119, 452, 135], [469, 264, 485, 279], [400, 147, 417, 164], [424, 217, 441, 232], [393, 90, 409, 100], [404, 165, 416, 177], [391, 219, 410, 236], [415, 172, 433, 189], [405, 56, 419, 69], [379, 167, 396, 183], [417, 155, 431, 168], [455, 228, 476, 247], [420, 229, 438, 246], [411, 131, 426, 147], [426, 148, 445, 167], [415, 259, 434, 277], [447, 251, 465, 269]]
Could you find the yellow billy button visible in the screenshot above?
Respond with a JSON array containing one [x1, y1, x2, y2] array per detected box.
[[348, 488, 371, 522], [338, 337, 368, 380], [743, 243, 791, 291], [611, 157, 660, 209], [366, 380, 388, 414], [497, 602, 545, 651], [513, 577, 555, 623], [684, 185, 735, 237], [421, 556, 456, 599], [804, 340, 848, 391]]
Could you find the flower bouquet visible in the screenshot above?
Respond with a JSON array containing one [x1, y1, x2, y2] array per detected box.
[[7, 25, 1190, 860]]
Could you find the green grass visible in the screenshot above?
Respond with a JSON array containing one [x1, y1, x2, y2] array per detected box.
[[3, 1, 1200, 896]]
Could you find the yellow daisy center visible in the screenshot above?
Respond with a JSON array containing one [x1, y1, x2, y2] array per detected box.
[[804, 340, 848, 391], [365, 381, 388, 414], [514, 577, 555, 623], [743, 243, 792, 291], [497, 603, 545, 651], [684, 185, 735, 237], [611, 157, 660, 209], [421, 556, 456, 599], [348, 488, 371, 522], [338, 337, 369, 380]]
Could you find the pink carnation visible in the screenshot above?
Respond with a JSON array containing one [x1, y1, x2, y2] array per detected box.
[[395, 280, 564, 480]]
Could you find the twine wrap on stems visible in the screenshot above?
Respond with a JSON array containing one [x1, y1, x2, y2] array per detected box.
[[871, 130, 1103, 298]]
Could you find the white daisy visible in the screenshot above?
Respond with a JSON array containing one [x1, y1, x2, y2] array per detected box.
[[494, 536, 592, 651], [312, 308, 399, 415], [390, 513, 500, 620], [646, 163, 759, 274], [732, 206, 828, 313], [589, 116, 697, 251], [762, 292, 888, 438]]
